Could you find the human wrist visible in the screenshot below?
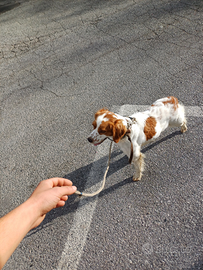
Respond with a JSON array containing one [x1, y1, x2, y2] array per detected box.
[[21, 197, 42, 231]]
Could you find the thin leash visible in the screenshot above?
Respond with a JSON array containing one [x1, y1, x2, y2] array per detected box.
[[74, 116, 136, 197], [74, 141, 113, 197]]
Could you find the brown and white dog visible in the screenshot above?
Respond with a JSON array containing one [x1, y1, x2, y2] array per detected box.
[[87, 96, 187, 181]]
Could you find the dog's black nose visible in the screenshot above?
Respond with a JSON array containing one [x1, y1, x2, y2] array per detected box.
[[87, 137, 93, 143]]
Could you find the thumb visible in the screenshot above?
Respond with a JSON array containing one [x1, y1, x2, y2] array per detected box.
[[56, 185, 77, 197]]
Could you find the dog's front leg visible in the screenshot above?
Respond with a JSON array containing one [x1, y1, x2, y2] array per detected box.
[[132, 145, 145, 181]]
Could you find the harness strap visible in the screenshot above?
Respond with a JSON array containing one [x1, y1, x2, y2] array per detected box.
[[127, 134, 133, 164], [125, 116, 137, 164]]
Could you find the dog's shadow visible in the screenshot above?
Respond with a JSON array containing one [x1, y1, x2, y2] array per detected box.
[[67, 130, 182, 192], [142, 130, 182, 153], [27, 130, 181, 236]]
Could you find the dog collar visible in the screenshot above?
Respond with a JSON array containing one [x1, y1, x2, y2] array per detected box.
[[127, 116, 137, 127]]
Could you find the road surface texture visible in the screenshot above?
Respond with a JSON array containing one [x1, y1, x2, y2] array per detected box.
[[0, 0, 202, 269]]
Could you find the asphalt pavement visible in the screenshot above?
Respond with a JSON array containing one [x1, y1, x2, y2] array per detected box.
[[0, 0, 202, 269]]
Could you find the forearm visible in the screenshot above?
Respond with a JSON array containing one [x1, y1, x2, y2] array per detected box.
[[0, 178, 76, 269], [0, 199, 39, 269]]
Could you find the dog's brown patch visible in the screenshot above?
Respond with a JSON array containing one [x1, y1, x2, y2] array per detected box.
[[93, 108, 109, 129], [95, 108, 109, 119], [144, 117, 157, 140], [112, 119, 127, 143], [105, 112, 118, 122], [94, 109, 117, 124], [99, 118, 127, 144], [98, 119, 127, 143], [163, 96, 178, 110], [98, 121, 113, 137], [94, 109, 127, 143]]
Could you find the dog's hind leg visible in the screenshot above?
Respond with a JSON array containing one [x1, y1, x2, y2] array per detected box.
[[132, 153, 145, 181], [178, 104, 187, 133], [170, 104, 187, 133]]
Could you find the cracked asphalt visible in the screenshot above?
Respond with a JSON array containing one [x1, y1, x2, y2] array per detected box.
[[0, 0, 203, 269]]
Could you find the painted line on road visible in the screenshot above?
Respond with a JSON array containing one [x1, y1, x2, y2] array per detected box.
[[57, 140, 111, 270], [113, 105, 203, 117], [57, 105, 202, 270], [57, 105, 125, 270]]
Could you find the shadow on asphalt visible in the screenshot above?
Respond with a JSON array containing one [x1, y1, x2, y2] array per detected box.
[[0, 2, 20, 14], [26, 130, 183, 237], [0, 0, 200, 21]]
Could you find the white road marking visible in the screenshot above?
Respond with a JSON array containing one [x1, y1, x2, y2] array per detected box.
[[113, 105, 203, 117], [57, 140, 112, 270], [57, 105, 202, 270]]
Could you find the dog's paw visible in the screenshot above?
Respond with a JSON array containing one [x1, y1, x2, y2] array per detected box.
[[133, 175, 142, 181], [181, 123, 187, 133]]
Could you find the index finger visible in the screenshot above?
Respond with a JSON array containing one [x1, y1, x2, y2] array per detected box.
[[47, 178, 73, 188]]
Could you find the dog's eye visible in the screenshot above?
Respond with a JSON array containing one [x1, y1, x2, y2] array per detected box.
[[92, 120, 97, 129], [99, 128, 106, 134]]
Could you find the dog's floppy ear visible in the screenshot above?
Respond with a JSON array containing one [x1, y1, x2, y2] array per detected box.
[[113, 120, 127, 143], [98, 121, 114, 136]]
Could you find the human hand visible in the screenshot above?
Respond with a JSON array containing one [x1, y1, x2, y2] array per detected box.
[[28, 178, 77, 228]]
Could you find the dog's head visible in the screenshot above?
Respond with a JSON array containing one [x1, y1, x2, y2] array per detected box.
[[87, 108, 127, 145]]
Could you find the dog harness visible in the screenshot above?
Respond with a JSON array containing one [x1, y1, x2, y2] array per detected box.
[[125, 117, 137, 164]]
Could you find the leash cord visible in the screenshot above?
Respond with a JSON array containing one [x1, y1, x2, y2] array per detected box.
[[74, 141, 113, 197]]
